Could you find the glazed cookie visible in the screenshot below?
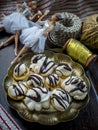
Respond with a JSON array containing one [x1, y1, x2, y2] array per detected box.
[[45, 73, 61, 90], [8, 82, 28, 100], [24, 86, 50, 111], [30, 54, 46, 66], [30, 54, 56, 76], [61, 76, 88, 100], [26, 73, 44, 88], [55, 63, 73, 78], [13, 63, 29, 81], [51, 88, 71, 111]]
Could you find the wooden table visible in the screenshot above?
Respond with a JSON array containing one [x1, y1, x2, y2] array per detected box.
[[0, 31, 98, 130]]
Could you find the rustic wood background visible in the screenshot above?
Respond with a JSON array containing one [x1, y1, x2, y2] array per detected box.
[[0, 0, 98, 21]]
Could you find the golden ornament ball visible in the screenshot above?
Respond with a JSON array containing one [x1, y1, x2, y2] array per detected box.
[[81, 14, 98, 49]]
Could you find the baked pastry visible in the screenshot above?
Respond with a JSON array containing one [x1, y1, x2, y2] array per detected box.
[[61, 76, 88, 100], [30, 54, 56, 76], [8, 82, 28, 100], [55, 63, 73, 78], [24, 86, 50, 111], [30, 54, 46, 72], [26, 73, 44, 88], [45, 73, 61, 90], [51, 88, 71, 111], [13, 63, 29, 81], [31, 54, 46, 64]]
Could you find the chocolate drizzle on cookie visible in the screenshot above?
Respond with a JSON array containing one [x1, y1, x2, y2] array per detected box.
[[56, 63, 72, 76], [14, 63, 22, 76], [53, 94, 67, 109], [64, 76, 88, 93], [52, 88, 71, 110], [27, 74, 44, 87], [32, 55, 45, 64], [31, 54, 56, 75], [26, 89, 41, 102], [70, 81, 87, 93], [57, 63, 72, 71], [13, 82, 26, 96], [25, 87, 48, 103], [40, 56, 55, 74], [47, 74, 59, 86], [64, 76, 79, 85]]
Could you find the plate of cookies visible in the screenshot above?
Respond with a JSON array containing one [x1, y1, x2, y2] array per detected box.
[[4, 50, 90, 125]]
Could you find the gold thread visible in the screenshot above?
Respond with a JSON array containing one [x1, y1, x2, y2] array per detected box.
[[65, 39, 93, 66]]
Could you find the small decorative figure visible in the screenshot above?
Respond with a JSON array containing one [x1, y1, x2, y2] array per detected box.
[[12, 13, 62, 63], [0, 1, 49, 56], [16, 1, 42, 21]]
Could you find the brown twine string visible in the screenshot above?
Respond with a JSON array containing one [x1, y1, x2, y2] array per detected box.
[[81, 14, 98, 49]]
